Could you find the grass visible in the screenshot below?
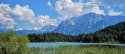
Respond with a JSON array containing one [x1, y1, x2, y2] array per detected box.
[[29, 45, 125, 54]]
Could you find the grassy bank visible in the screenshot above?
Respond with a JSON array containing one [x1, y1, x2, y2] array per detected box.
[[30, 45, 125, 54]]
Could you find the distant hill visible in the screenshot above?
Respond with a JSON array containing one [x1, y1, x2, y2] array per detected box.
[[54, 13, 125, 35], [15, 25, 56, 35], [78, 21, 125, 43], [94, 21, 125, 43], [15, 30, 41, 35]]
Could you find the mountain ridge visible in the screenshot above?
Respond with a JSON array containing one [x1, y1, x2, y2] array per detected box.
[[53, 13, 125, 35]]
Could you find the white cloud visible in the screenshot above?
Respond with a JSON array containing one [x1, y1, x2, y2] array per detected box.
[[82, 1, 104, 15], [0, 3, 58, 30], [47, 1, 53, 8], [37, 15, 58, 28], [0, 3, 15, 29], [53, 0, 124, 21], [0, 3, 35, 29], [12, 4, 35, 23], [16, 28, 23, 31], [0, 13, 15, 29], [54, 0, 104, 21], [33, 27, 39, 30], [108, 9, 123, 16], [55, 0, 83, 20], [94, 0, 124, 16], [97, 0, 125, 8]]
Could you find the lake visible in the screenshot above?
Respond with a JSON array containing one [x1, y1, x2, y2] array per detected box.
[[29, 42, 125, 48]]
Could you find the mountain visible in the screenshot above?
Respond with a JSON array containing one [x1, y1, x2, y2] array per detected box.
[[16, 25, 57, 35], [15, 30, 41, 35], [0, 22, 57, 35], [0, 25, 57, 35], [0, 29, 6, 33], [28, 21, 125, 43], [53, 13, 125, 35], [1, 13, 125, 35]]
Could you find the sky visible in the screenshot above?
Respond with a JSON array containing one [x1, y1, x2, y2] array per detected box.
[[0, 0, 125, 31]]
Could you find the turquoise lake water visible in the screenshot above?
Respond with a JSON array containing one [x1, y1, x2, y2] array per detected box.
[[29, 42, 125, 48]]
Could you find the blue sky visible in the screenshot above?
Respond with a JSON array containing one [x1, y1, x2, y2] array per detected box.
[[0, 0, 125, 30]]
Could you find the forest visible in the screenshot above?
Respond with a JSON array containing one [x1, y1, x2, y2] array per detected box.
[[28, 22, 125, 43]]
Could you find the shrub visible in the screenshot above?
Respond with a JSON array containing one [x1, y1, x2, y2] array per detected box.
[[0, 30, 29, 54]]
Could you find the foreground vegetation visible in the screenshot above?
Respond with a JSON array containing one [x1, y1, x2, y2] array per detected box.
[[30, 45, 125, 54], [0, 30, 30, 54]]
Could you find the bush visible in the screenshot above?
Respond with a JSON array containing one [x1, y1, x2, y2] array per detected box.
[[0, 30, 29, 54]]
